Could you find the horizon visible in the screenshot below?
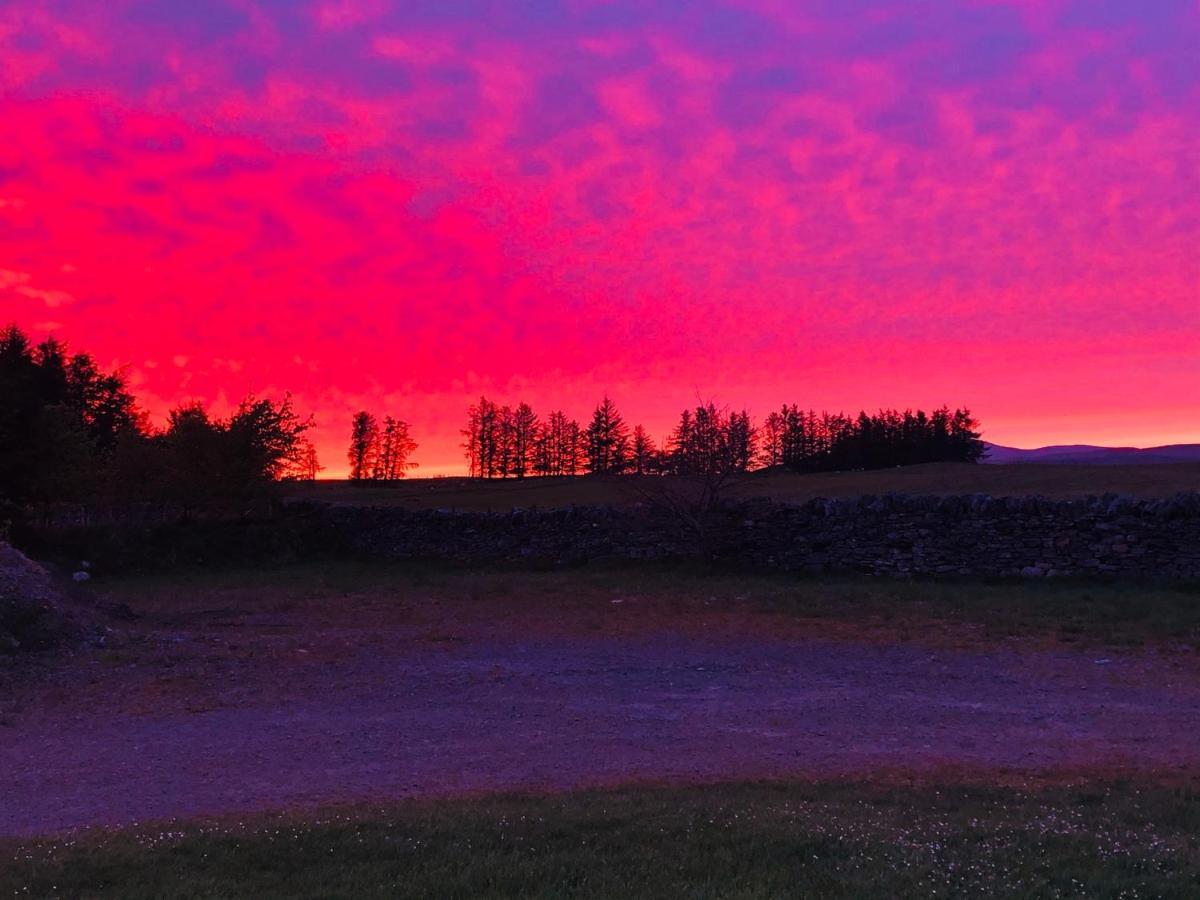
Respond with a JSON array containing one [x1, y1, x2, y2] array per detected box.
[[3, 1, 1197, 475]]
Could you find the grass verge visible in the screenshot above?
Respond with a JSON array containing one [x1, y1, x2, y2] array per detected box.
[[3, 781, 1199, 898], [105, 560, 1200, 649]]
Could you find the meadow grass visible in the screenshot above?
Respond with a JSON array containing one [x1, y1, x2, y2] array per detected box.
[[284, 462, 1200, 511], [107, 560, 1200, 648], [4, 781, 1198, 899]]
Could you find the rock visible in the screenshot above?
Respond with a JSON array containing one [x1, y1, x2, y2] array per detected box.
[[1020, 566, 1045, 578], [72, 571, 91, 582]]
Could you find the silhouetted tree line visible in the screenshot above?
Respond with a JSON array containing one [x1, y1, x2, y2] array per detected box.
[[463, 396, 983, 478], [2, 321, 986, 516], [463, 395, 642, 478], [760, 406, 985, 471], [347, 411, 418, 481], [0, 324, 319, 517]]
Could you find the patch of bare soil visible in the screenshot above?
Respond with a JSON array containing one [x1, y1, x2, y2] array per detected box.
[[0, 542, 110, 657], [2, 585, 1198, 837]]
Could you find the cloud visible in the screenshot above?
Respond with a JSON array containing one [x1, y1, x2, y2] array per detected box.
[[0, 0, 1195, 470], [0, 268, 75, 307]]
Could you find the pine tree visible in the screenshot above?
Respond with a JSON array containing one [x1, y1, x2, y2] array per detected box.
[[585, 396, 630, 474], [564, 417, 584, 475], [727, 409, 757, 471], [512, 403, 538, 479], [462, 396, 499, 478], [496, 405, 515, 477], [631, 424, 656, 475], [667, 409, 694, 475], [532, 418, 554, 476], [760, 410, 784, 467]]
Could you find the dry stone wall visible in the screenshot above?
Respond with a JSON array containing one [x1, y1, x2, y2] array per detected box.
[[326, 491, 1200, 581]]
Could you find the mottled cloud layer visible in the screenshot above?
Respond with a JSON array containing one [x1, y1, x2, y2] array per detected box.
[[2, 1, 1197, 471]]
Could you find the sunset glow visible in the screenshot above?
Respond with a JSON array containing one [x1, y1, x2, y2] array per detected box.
[[2, 1, 1197, 474]]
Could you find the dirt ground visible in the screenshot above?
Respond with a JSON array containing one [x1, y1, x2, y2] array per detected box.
[[3, 571, 1199, 838]]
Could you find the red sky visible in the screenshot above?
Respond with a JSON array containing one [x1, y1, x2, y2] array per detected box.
[[2, 1, 1197, 475]]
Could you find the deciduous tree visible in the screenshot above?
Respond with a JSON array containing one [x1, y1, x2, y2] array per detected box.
[[348, 411, 379, 481]]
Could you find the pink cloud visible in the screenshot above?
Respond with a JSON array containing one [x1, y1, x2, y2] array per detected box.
[[0, 0, 1196, 473]]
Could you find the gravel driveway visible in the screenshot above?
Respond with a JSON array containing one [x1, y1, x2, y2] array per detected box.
[[3, 594, 1198, 838]]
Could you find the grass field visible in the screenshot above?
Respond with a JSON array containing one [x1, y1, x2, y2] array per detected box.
[[285, 462, 1200, 511], [112, 561, 1200, 649], [4, 781, 1199, 899]]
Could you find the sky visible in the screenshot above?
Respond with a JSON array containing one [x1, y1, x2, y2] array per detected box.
[[1, 0, 1197, 475]]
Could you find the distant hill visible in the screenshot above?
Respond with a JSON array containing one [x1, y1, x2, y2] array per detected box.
[[984, 443, 1200, 465]]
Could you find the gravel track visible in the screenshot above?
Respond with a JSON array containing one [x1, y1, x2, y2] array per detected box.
[[3, 603, 1198, 837]]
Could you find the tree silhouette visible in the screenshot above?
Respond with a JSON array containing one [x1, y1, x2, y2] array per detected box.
[[668, 402, 732, 476], [546, 410, 585, 476], [467, 401, 588, 479], [631, 424, 657, 475], [759, 410, 785, 467], [462, 396, 502, 478], [376, 416, 418, 480], [350, 411, 419, 482], [28, 404, 94, 503], [226, 394, 311, 487], [461, 394, 983, 481], [512, 403, 538, 479], [496, 405, 515, 477], [462, 400, 482, 477], [727, 409, 757, 472], [159, 402, 222, 515], [4, 322, 993, 511], [1, 323, 332, 515], [288, 437, 322, 481], [585, 396, 630, 475], [773, 406, 984, 472], [0, 324, 140, 503], [348, 411, 379, 481], [637, 401, 752, 538]]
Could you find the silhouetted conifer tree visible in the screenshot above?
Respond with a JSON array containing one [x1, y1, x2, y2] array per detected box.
[[759, 410, 785, 467], [585, 396, 630, 474], [727, 409, 757, 472], [631, 425, 657, 475], [512, 403, 538, 479], [462, 396, 501, 478]]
